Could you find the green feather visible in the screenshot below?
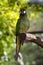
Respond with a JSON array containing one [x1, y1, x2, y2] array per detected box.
[[16, 8, 30, 54], [16, 12, 30, 35]]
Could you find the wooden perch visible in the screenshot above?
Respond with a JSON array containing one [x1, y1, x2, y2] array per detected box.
[[15, 33, 43, 65], [19, 33, 43, 48], [14, 52, 24, 65], [26, 33, 43, 48]]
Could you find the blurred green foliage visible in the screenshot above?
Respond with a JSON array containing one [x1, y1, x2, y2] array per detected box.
[[0, 0, 43, 65]]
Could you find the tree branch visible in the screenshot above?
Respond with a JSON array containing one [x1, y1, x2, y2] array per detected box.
[[19, 33, 43, 48], [14, 52, 24, 65], [15, 33, 43, 65], [25, 33, 43, 48]]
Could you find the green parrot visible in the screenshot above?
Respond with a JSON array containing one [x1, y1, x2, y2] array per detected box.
[[16, 8, 30, 58]]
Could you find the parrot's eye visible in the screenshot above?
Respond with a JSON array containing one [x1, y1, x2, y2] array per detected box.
[[20, 8, 26, 17]]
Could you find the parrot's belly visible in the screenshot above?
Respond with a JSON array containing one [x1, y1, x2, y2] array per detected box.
[[19, 18, 30, 33]]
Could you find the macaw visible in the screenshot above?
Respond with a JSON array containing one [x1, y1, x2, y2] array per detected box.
[[16, 8, 30, 58]]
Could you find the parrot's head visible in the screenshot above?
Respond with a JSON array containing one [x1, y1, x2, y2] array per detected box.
[[20, 8, 26, 17]]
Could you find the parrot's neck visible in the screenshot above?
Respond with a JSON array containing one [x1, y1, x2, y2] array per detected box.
[[20, 14, 27, 20]]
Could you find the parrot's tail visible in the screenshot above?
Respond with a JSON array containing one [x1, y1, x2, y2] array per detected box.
[[16, 35, 21, 59], [15, 33, 26, 59]]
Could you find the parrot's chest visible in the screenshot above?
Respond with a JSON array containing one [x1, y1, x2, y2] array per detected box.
[[16, 16, 30, 35], [19, 17, 30, 33]]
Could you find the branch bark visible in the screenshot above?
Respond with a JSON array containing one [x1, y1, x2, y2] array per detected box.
[[25, 33, 43, 48], [19, 33, 43, 48], [15, 33, 43, 65], [14, 52, 24, 65]]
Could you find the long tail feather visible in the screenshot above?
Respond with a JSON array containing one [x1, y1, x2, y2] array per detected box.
[[16, 36, 21, 56]]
